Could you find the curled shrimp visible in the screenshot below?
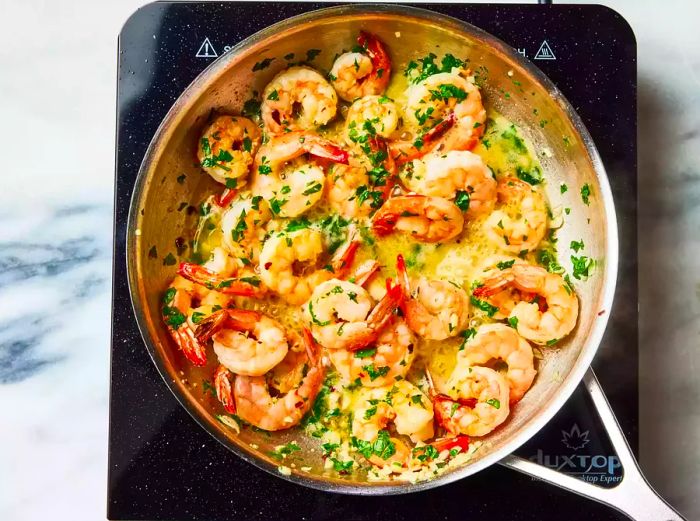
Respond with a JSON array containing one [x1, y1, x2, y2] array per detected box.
[[261, 66, 337, 134], [235, 328, 326, 430], [473, 262, 579, 345], [484, 177, 548, 253], [330, 31, 391, 102], [197, 115, 262, 186], [430, 367, 510, 437], [328, 318, 415, 387], [195, 309, 289, 377], [396, 254, 470, 340], [372, 195, 464, 243], [457, 323, 536, 403], [304, 279, 403, 351], [344, 95, 400, 146], [163, 250, 262, 366], [391, 72, 486, 163], [352, 380, 434, 444], [473, 256, 529, 320], [251, 131, 348, 218], [220, 194, 272, 263], [403, 150, 496, 218], [258, 228, 358, 306]]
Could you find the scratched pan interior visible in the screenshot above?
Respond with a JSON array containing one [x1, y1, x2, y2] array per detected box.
[[127, 4, 618, 494]]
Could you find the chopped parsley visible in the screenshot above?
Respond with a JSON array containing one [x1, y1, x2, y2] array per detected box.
[[267, 89, 279, 101], [404, 53, 465, 84], [570, 240, 585, 252], [365, 364, 390, 381], [496, 259, 515, 270], [242, 96, 261, 118], [571, 255, 594, 280], [354, 348, 377, 359], [270, 441, 301, 460], [581, 183, 592, 205], [252, 57, 274, 71], [486, 398, 501, 409], [508, 316, 519, 329], [515, 165, 543, 185], [306, 49, 321, 62], [454, 190, 471, 211], [470, 296, 498, 317], [163, 252, 177, 266]]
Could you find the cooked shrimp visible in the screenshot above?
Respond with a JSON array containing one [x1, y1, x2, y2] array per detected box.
[[163, 251, 263, 367], [403, 150, 496, 218], [258, 228, 358, 305], [220, 195, 272, 263], [352, 380, 434, 443], [328, 318, 415, 387], [305, 279, 403, 351], [344, 95, 399, 145], [161, 283, 209, 366], [251, 131, 348, 218], [431, 367, 510, 437], [233, 328, 327, 430], [195, 309, 289, 377], [396, 254, 470, 340], [391, 72, 486, 163], [457, 323, 536, 403], [330, 31, 391, 102], [261, 66, 337, 134], [177, 261, 264, 297], [197, 115, 262, 186], [473, 262, 579, 344], [473, 256, 528, 320], [484, 177, 548, 253], [372, 195, 464, 243], [325, 162, 374, 219]]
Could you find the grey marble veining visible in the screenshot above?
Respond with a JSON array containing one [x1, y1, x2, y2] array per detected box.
[[0, 1, 698, 520]]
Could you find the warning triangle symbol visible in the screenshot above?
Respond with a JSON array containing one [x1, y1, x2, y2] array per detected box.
[[196, 38, 218, 58], [534, 40, 556, 61]]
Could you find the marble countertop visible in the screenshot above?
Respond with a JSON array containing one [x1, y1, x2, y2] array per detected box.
[[0, 1, 698, 520]]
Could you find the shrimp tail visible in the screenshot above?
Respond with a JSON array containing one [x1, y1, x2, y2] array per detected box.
[[178, 262, 261, 296], [357, 31, 391, 77], [390, 113, 456, 164], [214, 365, 236, 414], [472, 273, 512, 298], [351, 259, 381, 287], [305, 138, 350, 164], [301, 327, 320, 365], [222, 308, 264, 331], [168, 323, 208, 366], [345, 283, 404, 352], [330, 227, 360, 276], [215, 187, 238, 207], [194, 309, 229, 344], [430, 435, 471, 454]]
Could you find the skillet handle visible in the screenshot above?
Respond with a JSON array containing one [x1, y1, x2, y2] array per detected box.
[[499, 368, 686, 521]]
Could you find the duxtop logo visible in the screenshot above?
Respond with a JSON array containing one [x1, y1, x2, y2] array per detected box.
[[561, 423, 591, 450], [529, 423, 622, 484]]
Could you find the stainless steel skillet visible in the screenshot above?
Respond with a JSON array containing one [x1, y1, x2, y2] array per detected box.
[[126, 4, 684, 519]]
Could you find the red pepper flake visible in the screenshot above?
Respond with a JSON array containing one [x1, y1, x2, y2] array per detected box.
[[264, 262, 272, 270], [597, 309, 606, 316]]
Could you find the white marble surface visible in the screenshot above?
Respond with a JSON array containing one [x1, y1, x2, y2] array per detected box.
[[0, 1, 698, 520]]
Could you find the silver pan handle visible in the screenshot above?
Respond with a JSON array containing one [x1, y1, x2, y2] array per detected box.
[[499, 369, 686, 521]]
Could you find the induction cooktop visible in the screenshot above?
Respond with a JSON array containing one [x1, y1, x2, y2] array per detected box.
[[110, 3, 637, 519]]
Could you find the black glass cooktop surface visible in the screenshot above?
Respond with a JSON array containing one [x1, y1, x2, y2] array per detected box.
[[111, 3, 637, 519]]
